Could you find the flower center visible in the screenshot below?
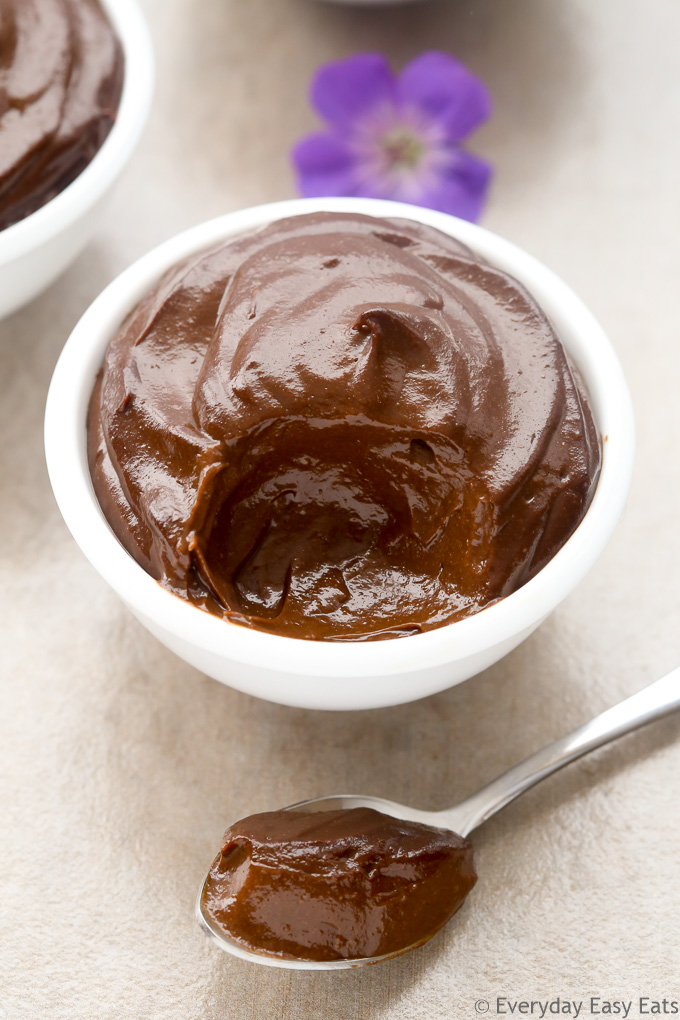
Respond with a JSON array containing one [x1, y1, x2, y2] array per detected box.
[[380, 127, 425, 172]]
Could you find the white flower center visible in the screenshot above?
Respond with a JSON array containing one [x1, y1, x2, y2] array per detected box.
[[380, 128, 425, 172]]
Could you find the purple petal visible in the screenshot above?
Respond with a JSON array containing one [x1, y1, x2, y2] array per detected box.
[[397, 51, 492, 142], [311, 53, 396, 129], [416, 149, 493, 222], [292, 132, 361, 198]]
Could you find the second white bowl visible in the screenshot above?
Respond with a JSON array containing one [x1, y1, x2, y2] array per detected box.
[[0, 0, 154, 320]]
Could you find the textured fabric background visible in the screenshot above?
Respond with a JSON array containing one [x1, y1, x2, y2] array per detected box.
[[1, 1, 679, 1017]]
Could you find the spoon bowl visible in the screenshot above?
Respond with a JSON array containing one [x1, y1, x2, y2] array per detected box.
[[197, 667, 680, 969]]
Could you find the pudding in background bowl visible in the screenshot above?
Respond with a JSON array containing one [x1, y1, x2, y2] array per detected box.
[[0, 0, 153, 320], [0, 0, 123, 232], [44, 197, 634, 711]]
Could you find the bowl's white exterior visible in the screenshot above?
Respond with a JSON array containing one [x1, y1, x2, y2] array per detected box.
[[44, 197, 635, 710], [133, 604, 546, 710], [0, 0, 154, 319]]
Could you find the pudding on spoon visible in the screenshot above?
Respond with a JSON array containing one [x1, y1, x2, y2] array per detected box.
[[201, 806, 476, 963]]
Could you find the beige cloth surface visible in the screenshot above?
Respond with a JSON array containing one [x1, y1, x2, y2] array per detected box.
[[2, 0, 680, 1017]]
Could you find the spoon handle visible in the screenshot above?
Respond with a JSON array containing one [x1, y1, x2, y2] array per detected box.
[[446, 666, 680, 836]]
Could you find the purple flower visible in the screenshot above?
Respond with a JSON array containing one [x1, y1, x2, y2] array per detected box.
[[292, 52, 493, 222]]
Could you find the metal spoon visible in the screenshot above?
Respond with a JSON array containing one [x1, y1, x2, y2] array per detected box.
[[197, 666, 680, 970]]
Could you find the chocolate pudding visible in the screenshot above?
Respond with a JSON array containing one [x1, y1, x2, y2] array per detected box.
[[201, 807, 476, 962], [88, 212, 601, 640], [0, 0, 124, 231]]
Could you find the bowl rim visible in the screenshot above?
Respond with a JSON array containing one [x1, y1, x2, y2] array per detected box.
[[44, 196, 635, 679], [0, 0, 154, 265]]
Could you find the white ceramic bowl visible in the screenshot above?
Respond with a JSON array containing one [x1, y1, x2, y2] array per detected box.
[[44, 197, 635, 711], [0, 0, 154, 320]]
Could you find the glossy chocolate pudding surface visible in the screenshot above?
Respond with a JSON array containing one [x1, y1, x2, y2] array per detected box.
[[0, 0, 124, 231], [201, 807, 476, 962], [88, 212, 601, 640]]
